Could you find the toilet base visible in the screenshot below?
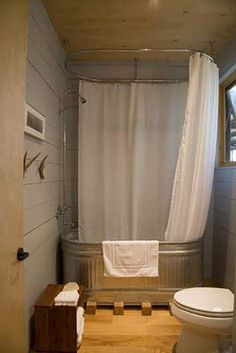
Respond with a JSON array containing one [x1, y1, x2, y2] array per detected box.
[[176, 325, 219, 353]]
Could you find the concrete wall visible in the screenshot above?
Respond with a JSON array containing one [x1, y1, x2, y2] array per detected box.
[[23, 0, 67, 349]]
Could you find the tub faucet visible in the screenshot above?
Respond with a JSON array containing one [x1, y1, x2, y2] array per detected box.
[[63, 220, 75, 229], [57, 205, 69, 218]]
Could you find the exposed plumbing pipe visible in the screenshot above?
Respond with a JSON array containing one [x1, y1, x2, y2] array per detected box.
[[60, 88, 86, 217], [62, 88, 75, 214]]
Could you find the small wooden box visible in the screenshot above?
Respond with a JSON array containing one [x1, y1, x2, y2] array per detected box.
[[34, 284, 84, 353]]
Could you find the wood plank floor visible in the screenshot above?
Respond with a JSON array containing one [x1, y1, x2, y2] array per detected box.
[[80, 307, 181, 353]]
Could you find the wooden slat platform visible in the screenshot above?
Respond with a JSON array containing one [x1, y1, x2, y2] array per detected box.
[[85, 301, 154, 316]]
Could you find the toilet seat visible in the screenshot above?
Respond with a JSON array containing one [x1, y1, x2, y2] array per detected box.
[[171, 287, 234, 353], [173, 287, 234, 318]]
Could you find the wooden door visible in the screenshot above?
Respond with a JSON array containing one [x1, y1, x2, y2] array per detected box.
[[0, 1, 28, 352]]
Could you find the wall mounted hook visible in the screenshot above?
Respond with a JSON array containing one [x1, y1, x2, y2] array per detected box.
[[38, 155, 48, 179], [23, 151, 41, 177]]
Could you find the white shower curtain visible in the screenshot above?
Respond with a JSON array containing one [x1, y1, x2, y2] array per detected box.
[[165, 53, 219, 241], [78, 82, 187, 243]]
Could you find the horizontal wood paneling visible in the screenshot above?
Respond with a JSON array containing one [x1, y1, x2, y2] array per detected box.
[[24, 234, 59, 328], [25, 137, 61, 164], [215, 180, 236, 199], [215, 195, 236, 216], [24, 198, 60, 235], [24, 160, 62, 185], [24, 217, 58, 255], [25, 66, 63, 128], [30, 0, 65, 68], [24, 0, 67, 350], [24, 182, 61, 210]]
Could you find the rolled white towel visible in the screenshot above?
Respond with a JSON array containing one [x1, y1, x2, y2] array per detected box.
[[54, 290, 79, 305], [77, 317, 84, 346], [77, 307, 85, 346], [76, 306, 84, 334]]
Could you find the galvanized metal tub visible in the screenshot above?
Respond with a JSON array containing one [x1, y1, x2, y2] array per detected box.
[[61, 232, 203, 304]]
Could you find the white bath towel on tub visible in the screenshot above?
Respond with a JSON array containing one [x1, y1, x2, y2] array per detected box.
[[102, 240, 159, 277]]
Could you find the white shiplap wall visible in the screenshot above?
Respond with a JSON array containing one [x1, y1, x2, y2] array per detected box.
[[212, 168, 236, 291], [203, 195, 214, 279], [23, 0, 66, 349], [211, 39, 236, 292]]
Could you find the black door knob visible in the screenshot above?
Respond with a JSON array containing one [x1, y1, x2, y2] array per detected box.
[[17, 248, 29, 261]]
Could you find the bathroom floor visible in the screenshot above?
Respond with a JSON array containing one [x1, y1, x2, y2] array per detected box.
[[79, 307, 181, 353]]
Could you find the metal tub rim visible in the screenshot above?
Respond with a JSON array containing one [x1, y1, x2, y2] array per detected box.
[[61, 231, 203, 255]]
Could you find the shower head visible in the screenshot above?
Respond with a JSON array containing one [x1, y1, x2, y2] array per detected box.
[[79, 93, 87, 104]]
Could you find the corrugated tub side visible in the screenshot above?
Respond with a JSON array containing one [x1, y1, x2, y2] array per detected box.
[[61, 232, 203, 304]]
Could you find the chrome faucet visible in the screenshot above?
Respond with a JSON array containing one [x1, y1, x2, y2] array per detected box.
[[57, 205, 69, 218], [63, 220, 75, 229]]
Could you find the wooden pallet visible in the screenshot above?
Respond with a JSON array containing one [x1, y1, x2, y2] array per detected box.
[[85, 300, 153, 316]]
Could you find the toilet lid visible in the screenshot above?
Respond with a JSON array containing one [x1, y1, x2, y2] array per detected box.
[[174, 287, 234, 318]]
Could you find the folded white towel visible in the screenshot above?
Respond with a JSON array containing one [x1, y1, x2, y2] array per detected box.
[[77, 306, 85, 346], [102, 240, 159, 277], [54, 290, 79, 306], [63, 282, 80, 292], [54, 300, 78, 306]]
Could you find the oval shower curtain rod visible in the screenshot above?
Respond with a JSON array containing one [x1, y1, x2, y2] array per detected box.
[[65, 48, 214, 83], [67, 48, 214, 62]]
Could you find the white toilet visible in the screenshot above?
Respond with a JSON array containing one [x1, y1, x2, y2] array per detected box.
[[171, 287, 234, 353]]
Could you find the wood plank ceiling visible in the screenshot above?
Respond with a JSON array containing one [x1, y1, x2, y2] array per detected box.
[[43, 0, 236, 62]]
